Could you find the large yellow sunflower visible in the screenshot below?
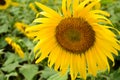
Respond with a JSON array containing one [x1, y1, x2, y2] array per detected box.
[[0, 0, 18, 10], [26, 0, 120, 80]]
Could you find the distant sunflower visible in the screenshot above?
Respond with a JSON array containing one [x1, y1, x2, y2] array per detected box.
[[5, 37, 24, 58], [26, 0, 120, 80], [0, 0, 19, 10], [29, 3, 38, 13], [14, 22, 33, 39]]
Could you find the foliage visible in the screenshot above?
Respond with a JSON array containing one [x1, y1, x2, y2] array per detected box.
[[0, 0, 120, 80]]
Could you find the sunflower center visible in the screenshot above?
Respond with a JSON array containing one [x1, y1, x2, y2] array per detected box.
[[0, 0, 6, 5], [56, 18, 95, 53], [65, 29, 81, 42]]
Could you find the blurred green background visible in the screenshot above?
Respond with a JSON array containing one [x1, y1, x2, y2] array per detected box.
[[0, 0, 120, 80]]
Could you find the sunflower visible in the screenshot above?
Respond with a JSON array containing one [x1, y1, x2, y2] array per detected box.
[[14, 22, 33, 39], [0, 0, 19, 10], [5, 37, 24, 58], [29, 3, 38, 13], [26, 0, 120, 80]]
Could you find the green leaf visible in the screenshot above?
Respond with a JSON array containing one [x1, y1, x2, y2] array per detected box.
[[41, 67, 68, 80], [22, 38, 34, 50], [3, 52, 26, 66], [5, 72, 18, 80], [19, 64, 38, 80], [110, 68, 120, 80], [101, 0, 113, 5], [0, 36, 7, 49], [1, 62, 19, 73], [48, 72, 68, 80], [41, 67, 57, 79], [3, 53, 17, 66], [0, 74, 5, 80], [0, 24, 9, 34], [0, 70, 5, 80], [0, 49, 4, 54]]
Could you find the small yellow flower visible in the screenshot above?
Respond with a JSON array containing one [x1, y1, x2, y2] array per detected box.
[[5, 37, 24, 58], [0, 0, 19, 10], [40, 0, 48, 4], [29, 3, 38, 13], [26, 0, 120, 80], [14, 22, 33, 39]]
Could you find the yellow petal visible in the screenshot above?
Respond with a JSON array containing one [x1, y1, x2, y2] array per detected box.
[[73, 0, 90, 17], [78, 54, 86, 79], [95, 42, 110, 71], [90, 10, 110, 17], [93, 48, 107, 71], [26, 24, 56, 32], [35, 2, 62, 19], [93, 14, 112, 25], [73, 0, 80, 15], [86, 49, 97, 76], [69, 54, 74, 80], [33, 18, 60, 24], [54, 48, 63, 71], [66, 0, 72, 17], [78, 0, 100, 17], [35, 38, 57, 63], [60, 51, 69, 75], [62, 0, 67, 17], [72, 54, 78, 79], [48, 46, 60, 67], [39, 11, 63, 20]]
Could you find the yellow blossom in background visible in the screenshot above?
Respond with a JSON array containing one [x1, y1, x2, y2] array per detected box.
[[29, 3, 39, 13], [26, 0, 120, 80], [15, 22, 27, 34], [15, 22, 33, 39], [5, 37, 24, 58], [40, 0, 49, 4], [0, 0, 19, 10]]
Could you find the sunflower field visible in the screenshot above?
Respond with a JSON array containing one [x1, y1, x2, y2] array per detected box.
[[0, 0, 120, 80]]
